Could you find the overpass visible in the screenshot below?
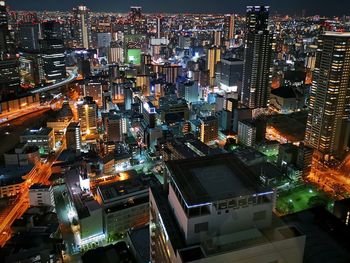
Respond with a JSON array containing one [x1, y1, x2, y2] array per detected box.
[[30, 68, 78, 94]]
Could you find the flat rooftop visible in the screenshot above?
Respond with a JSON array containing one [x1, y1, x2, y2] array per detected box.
[[97, 170, 149, 204], [166, 154, 266, 206]]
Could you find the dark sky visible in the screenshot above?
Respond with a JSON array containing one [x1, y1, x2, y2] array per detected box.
[[6, 0, 350, 16]]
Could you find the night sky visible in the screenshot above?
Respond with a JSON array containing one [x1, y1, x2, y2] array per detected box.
[[6, 0, 350, 16]]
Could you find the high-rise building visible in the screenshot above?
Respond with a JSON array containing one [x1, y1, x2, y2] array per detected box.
[[246, 5, 269, 33], [105, 112, 127, 142], [199, 116, 218, 144], [176, 79, 199, 103], [40, 38, 66, 83], [305, 32, 350, 160], [156, 16, 163, 39], [0, 58, 21, 100], [207, 47, 221, 84], [162, 64, 182, 84], [66, 122, 82, 153], [241, 6, 272, 109], [0, 1, 20, 101], [108, 41, 124, 63], [0, 0, 10, 54], [213, 30, 222, 47], [224, 14, 235, 40], [18, 22, 41, 51], [41, 20, 63, 39], [237, 118, 266, 147], [77, 96, 98, 135], [219, 58, 243, 92], [72, 5, 91, 49]]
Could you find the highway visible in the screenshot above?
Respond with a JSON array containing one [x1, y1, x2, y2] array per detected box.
[[0, 138, 66, 247], [0, 104, 50, 125], [30, 69, 78, 94]]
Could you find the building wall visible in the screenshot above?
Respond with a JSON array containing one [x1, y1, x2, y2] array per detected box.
[[29, 187, 55, 207]]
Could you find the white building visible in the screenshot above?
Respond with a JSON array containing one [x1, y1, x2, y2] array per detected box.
[[150, 154, 305, 263], [29, 184, 55, 207]]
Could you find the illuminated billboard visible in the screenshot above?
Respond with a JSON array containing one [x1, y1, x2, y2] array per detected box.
[[127, 49, 141, 65]]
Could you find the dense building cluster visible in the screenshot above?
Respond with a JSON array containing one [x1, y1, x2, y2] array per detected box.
[[0, 1, 350, 263]]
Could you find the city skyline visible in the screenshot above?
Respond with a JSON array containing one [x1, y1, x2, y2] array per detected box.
[[6, 0, 350, 16], [1, 1, 350, 262]]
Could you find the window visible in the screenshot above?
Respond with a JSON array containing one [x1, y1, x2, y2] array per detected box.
[[194, 222, 208, 233]]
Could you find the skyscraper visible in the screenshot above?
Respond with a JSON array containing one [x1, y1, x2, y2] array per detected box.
[[224, 14, 235, 40], [207, 46, 221, 85], [0, 0, 20, 101], [0, 0, 10, 54], [18, 22, 41, 51], [66, 122, 82, 153], [241, 6, 272, 109], [305, 32, 350, 161], [77, 96, 98, 135], [72, 5, 91, 49]]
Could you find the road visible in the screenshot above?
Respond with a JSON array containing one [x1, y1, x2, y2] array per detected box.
[[0, 138, 66, 247], [0, 104, 50, 125], [30, 69, 78, 94], [307, 159, 350, 198]]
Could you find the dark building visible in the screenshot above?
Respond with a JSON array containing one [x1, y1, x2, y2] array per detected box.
[[333, 198, 350, 226], [0, 58, 21, 100], [18, 22, 41, 51], [219, 58, 243, 91], [41, 20, 64, 39], [40, 39, 66, 83], [241, 6, 273, 109]]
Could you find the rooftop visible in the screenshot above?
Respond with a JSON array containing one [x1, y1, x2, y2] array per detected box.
[[166, 154, 266, 206], [97, 170, 149, 204], [21, 127, 53, 137]]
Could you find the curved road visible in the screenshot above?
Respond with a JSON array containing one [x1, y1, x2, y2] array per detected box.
[[30, 69, 78, 94]]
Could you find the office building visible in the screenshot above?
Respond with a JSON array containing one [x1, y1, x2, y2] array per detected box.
[[66, 122, 82, 153], [0, 58, 21, 100], [242, 6, 273, 109], [219, 58, 243, 93], [18, 22, 41, 51], [40, 38, 66, 83], [77, 96, 98, 135], [29, 184, 55, 207], [199, 116, 218, 144], [176, 80, 199, 103], [224, 14, 235, 40], [305, 32, 350, 161], [163, 64, 182, 84], [150, 154, 305, 263], [212, 30, 222, 47], [207, 47, 221, 84], [105, 112, 127, 142], [72, 5, 92, 49], [237, 118, 266, 147], [20, 127, 55, 156], [96, 171, 150, 238]]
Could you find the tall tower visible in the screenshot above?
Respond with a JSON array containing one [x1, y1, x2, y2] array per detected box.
[[207, 46, 221, 85], [0, 0, 20, 101], [0, 0, 9, 53], [77, 96, 97, 135], [156, 16, 163, 39], [241, 6, 272, 109], [224, 14, 235, 40], [72, 5, 91, 49], [305, 32, 350, 161]]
